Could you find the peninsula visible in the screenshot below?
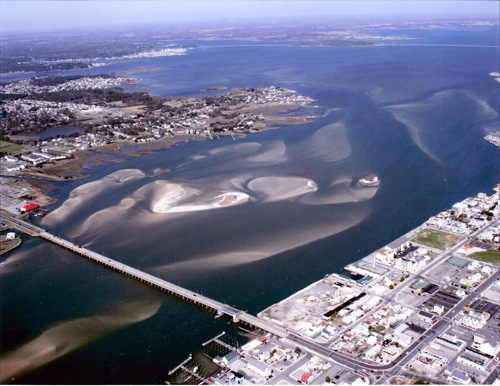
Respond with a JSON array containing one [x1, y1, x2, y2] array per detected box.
[[0, 232, 22, 256], [1, 74, 317, 186]]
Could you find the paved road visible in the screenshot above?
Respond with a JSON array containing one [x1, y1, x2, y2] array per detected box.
[[484, 365, 500, 385], [1, 212, 289, 338], [2, 211, 498, 383], [0, 212, 44, 235]]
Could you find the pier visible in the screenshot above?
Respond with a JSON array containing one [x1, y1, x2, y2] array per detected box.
[[167, 355, 209, 384], [1, 213, 286, 338], [202, 331, 238, 351]]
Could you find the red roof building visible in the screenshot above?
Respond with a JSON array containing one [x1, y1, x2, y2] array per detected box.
[[21, 203, 39, 212], [301, 373, 312, 383]]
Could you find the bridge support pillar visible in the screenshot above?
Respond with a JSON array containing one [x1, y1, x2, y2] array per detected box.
[[233, 316, 239, 323], [217, 310, 224, 316]]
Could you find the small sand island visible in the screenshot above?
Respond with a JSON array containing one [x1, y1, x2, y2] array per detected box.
[[357, 174, 380, 187], [0, 232, 22, 256]]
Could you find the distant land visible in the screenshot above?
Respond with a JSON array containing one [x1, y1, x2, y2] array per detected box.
[[1, 15, 498, 73]]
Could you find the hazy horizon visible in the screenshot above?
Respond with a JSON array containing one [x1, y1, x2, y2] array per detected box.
[[1, 1, 499, 34]]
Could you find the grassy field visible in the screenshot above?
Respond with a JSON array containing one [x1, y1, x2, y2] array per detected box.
[[411, 228, 464, 250], [0, 140, 24, 154], [468, 250, 500, 266]]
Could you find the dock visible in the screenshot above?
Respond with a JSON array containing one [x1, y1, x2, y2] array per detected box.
[[167, 355, 209, 384], [202, 331, 238, 351]]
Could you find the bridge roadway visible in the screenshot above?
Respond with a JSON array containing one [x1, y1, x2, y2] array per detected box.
[[0, 213, 287, 338], [39, 230, 288, 336], [4, 212, 500, 381]]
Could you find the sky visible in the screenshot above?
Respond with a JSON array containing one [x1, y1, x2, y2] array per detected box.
[[1, 1, 498, 33]]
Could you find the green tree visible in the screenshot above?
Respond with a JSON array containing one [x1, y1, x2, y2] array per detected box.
[[326, 376, 331, 383]]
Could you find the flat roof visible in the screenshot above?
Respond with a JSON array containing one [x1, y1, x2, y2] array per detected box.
[[387, 236, 409, 249]]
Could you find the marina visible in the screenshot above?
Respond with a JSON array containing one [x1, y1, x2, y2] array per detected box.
[[0, 19, 498, 384]]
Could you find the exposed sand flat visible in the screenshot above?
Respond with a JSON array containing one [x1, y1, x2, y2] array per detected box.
[[72, 197, 138, 238], [178, 142, 262, 168], [158, 251, 270, 271], [0, 300, 161, 383], [149, 180, 249, 214], [207, 142, 261, 156], [302, 121, 352, 163], [151, 182, 201, 213], [245, 140, 287, 164], [159, 191, 249, 213], [247, 176, 317, 202], [388, 110, 443, 165], [0, 245, 45, 275], [155, 208, 368, 272], [298, 177, 379, 205], [43, 169, 146, 226]]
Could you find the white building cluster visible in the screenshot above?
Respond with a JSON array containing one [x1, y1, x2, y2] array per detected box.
[[484, 130, 500, 147], [426, 190, 500, 236], [373, 236, 432, 273], [0, 75, 138, 95]]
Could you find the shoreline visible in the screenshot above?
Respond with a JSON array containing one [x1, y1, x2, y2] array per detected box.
[[2, 86, 319, 209], [0, 235, 22, 256], [258, 184, 500, 370]]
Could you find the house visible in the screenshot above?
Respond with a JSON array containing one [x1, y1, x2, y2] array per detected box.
[[459, 311, 488, 329], [365, 335, 378, 346], [21, 203, 39, 213], [445, 368, 471, 385], [301, 373, 313, 384], [4, 155, 18, 162], [20, 154, 47, 165], [394, 333, 412, 348], [469, 217, 487, 228], [221, 351, 240, 367], [394, 323, 409, 336], [473, 329, 500, 356], [257, 336, 267, 344], [387, 236, 410, 252], [247, 358, 272, 378], [417, 311, 435, 324], [286, 351, 299, 361], [273, 350, 285, 361], [375, 236, 410, 265], [434, 304, 445, 315], [364, 345, 381, 359], [453, 202, 468, 215], [457, 351, 491, 371], [374, 248, 395, 265]]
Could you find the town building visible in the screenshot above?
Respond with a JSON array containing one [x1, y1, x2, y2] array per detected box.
[[246, 358, 272, 378], [472, 329, 500, 356]]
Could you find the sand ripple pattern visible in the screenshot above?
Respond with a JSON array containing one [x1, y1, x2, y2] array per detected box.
[[45, 116, 380, 270], [0, 299, 161, 383]]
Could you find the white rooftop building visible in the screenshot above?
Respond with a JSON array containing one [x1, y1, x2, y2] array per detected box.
[[473, 329, 500, 356]]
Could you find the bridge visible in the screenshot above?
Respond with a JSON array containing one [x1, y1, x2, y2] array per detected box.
[[0, 213, 286, 338], [6, 211, 498, 381]]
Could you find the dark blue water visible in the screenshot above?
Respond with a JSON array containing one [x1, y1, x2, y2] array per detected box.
[[16, 126, 85, 140], [1, 27, 499, 384]]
